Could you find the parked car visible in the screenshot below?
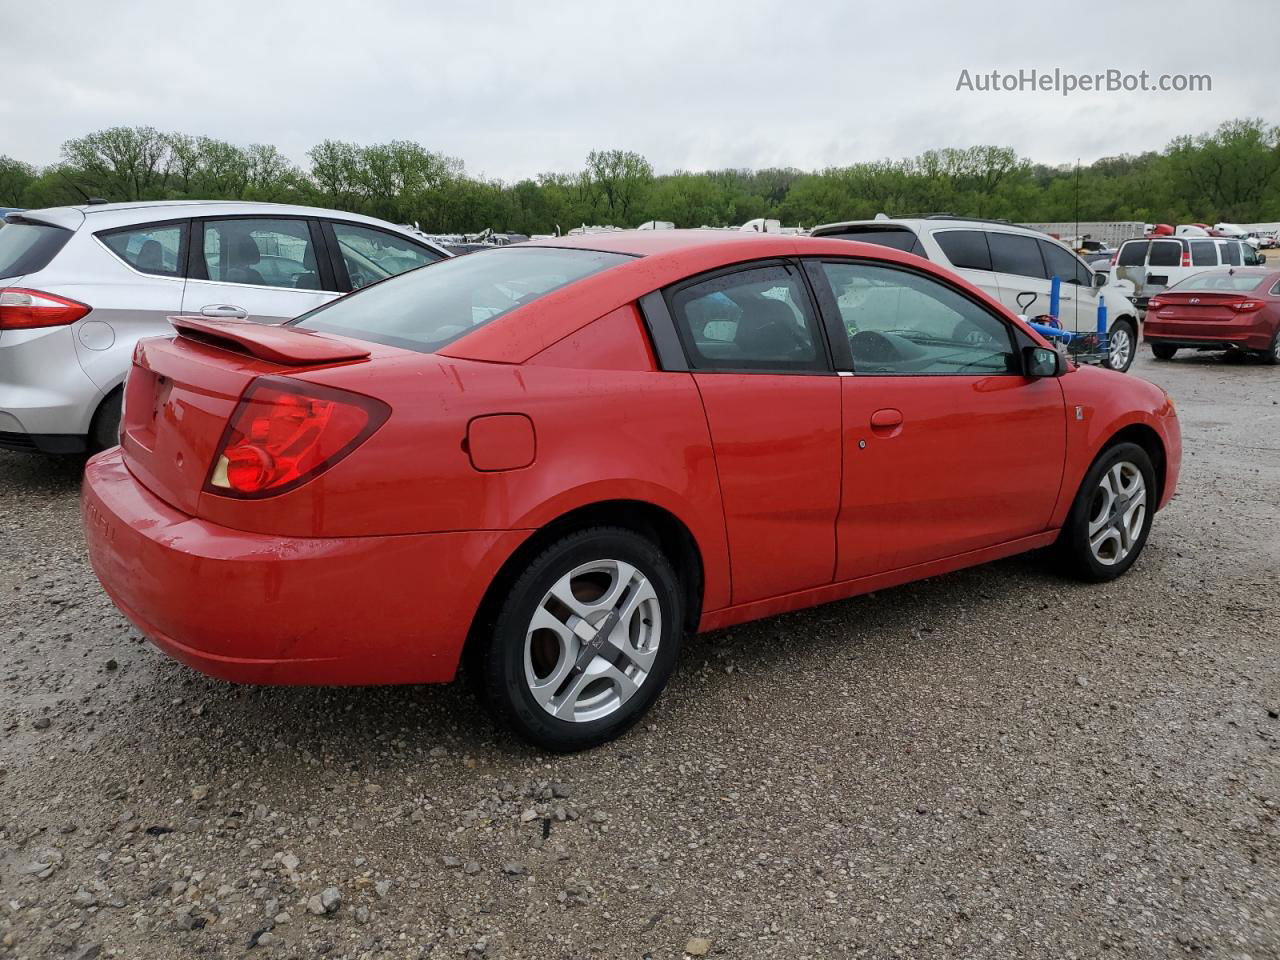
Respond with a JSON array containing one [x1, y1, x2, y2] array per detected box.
[[808, 216, 1142, 372], [0, 201, 450, 454], [1144, 267, 1280, 364], [1113, 235, 1264, 314], [82, 229, 1181, 751]]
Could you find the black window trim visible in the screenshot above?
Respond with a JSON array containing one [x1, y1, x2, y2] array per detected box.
[[189, 214, 337, 292], [322, 219, 446, 294], [801, 255, 1033, 377], [94, 217, 192, 280], [648, 257, 837, 376]]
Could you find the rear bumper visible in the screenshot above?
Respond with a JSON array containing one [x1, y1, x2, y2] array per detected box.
[[82, 448, 529, 685], [1144, 317, 1275, 351], [0, 326, 102, 436]]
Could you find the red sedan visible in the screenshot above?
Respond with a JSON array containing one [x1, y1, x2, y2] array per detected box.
[[1145, 268, 1280, 363], [82, 230, 1181, 750]]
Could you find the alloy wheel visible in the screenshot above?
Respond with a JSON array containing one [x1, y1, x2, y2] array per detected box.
[[1109, 326, 1133, 371], [523, 559, 663, 723], [1087, 461, 1147, 566]]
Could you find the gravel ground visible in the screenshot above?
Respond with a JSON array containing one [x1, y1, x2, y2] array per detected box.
[[1, 350, 1277, 960]]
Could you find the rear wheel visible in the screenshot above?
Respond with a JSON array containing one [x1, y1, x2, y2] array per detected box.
[[1263, 330, 1280, 366], [1150, 343, 1178, 361], [1105, 319, 1137, 372], [476, 527, 684, 752], [89, 388, 123, 452], [1058, 442, 1156, 582]]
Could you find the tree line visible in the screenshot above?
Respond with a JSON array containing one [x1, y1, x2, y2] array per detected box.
[[2, 118, 1278, 233]]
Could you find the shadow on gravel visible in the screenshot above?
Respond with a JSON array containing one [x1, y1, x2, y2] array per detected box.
[[0, 449, 88, 495]]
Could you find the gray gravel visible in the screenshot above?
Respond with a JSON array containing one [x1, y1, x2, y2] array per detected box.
[[1, 351, 1278, 959]]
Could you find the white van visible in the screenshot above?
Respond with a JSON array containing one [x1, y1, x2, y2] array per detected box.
[[1113, 235, 1265, 311]]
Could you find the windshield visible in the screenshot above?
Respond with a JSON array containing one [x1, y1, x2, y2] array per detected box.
[[293, 246, 633, 352], [1169, 272, 1266, 293], [0, 221, 73, 278]]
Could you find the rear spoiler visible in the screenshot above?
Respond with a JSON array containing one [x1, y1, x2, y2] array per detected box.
[[168, 316, 371, 366]]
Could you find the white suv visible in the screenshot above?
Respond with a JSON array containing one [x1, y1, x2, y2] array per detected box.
[[0, 201, 449, 454], [809, 216, 1141, 372]]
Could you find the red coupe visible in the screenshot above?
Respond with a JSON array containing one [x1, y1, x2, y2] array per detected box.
[[1145, 267, 1280, 363], [82, 230, 1181, 750]]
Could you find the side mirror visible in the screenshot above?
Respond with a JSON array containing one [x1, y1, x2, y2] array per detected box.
[[1093, 271, 1108, 288], [1024, 345, 1062, 378]]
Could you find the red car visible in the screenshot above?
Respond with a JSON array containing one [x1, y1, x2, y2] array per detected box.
[[82, 231, 1181, 750], [1145, 267, 1280, 364]]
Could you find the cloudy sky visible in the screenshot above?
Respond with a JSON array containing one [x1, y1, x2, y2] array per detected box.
[[4, 1, 1277, 179]]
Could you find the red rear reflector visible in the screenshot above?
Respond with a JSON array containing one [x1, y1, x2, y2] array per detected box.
[[0, 288, 91, 330], [206, 378, 389, 498]]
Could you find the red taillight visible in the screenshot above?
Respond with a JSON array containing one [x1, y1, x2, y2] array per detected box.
[[1230, 300, 1264, 313], [0, 288, 91, 330], [1148, 298, 1165, 310], [1180, 252, 1191, 267], [206, 378, 390, 498]]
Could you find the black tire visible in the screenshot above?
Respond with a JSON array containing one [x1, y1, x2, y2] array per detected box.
[[1263, 330, 1280, 366], [89, 388, 123, 452], [1104, 318, 1137, 372], [1151, 343, 1178, 361], [1058, 442, 1157, 582], [475, 527, 684, 752]]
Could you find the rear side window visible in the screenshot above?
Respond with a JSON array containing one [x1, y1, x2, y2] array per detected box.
[[0, 222, 73, 278], [99, 222, 187, 278], [294, 246, 632, 352], [1218, 240, 1242, 266], [933, 230, 991, 271], [1148, 240, 1184, 267], [1116, 241, 1148, 266], [817, 227, 924, 257], [668, 262, 823, 371], [202, 218, 316, 289], [988, 233, 1046, 278], [1189, 240, 1218, 266]]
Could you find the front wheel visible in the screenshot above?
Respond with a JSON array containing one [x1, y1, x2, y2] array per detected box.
[[1151, 343, 1178, 361], [476, 527, 684, 752], [1058, 442, 1156, 582], [1105, 319, 1137, 372]]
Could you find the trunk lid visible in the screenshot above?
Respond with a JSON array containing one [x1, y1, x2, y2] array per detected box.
[[1150, 292, 1255, 322], [120, 318, 375, 515]]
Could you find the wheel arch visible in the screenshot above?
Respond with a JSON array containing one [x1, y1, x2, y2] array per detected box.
[[1101, 422, 1167, 506], [462, 499, 706, 675]]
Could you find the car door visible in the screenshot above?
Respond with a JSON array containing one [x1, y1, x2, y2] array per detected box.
[[988, 231, 1051, 318], [323, 220, 447, 292], [661, 260, 842, 605], [181, 216, 339, 325], [805, 258, 1066, 581]]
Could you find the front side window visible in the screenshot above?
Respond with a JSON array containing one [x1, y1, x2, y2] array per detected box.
[[819, 261, 1017, 376], [933, 230, 992, 271], [202, 218, 317, 289], [1218, 240, 1242, 266], [100, 222, 187, 277], [1189, 239, 1218, 266], [1148, 240, 1184, 267], [988, 233, 1046, 279], [668, 262, 823, 371], [330, 222, 444, 291], [294, 246, 631, 353], [1037, 239, 1091, 285]]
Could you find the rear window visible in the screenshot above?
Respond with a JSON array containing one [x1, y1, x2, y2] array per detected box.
[[1116, 241, 1148, 266], [1148, 240, 1184, 267], [293, 246, 633, 352], [816, 227, 924, 257], [933, 230, 991, 271], [0, 221, 73, 279], [1169, 272, 1266, 293]]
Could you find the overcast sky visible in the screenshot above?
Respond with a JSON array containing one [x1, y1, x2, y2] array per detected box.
[[3, 1, 1277, 180]]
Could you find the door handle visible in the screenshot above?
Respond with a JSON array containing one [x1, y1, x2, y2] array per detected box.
[[200, 304, 248, 319], [870, 408, 903, 430]]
